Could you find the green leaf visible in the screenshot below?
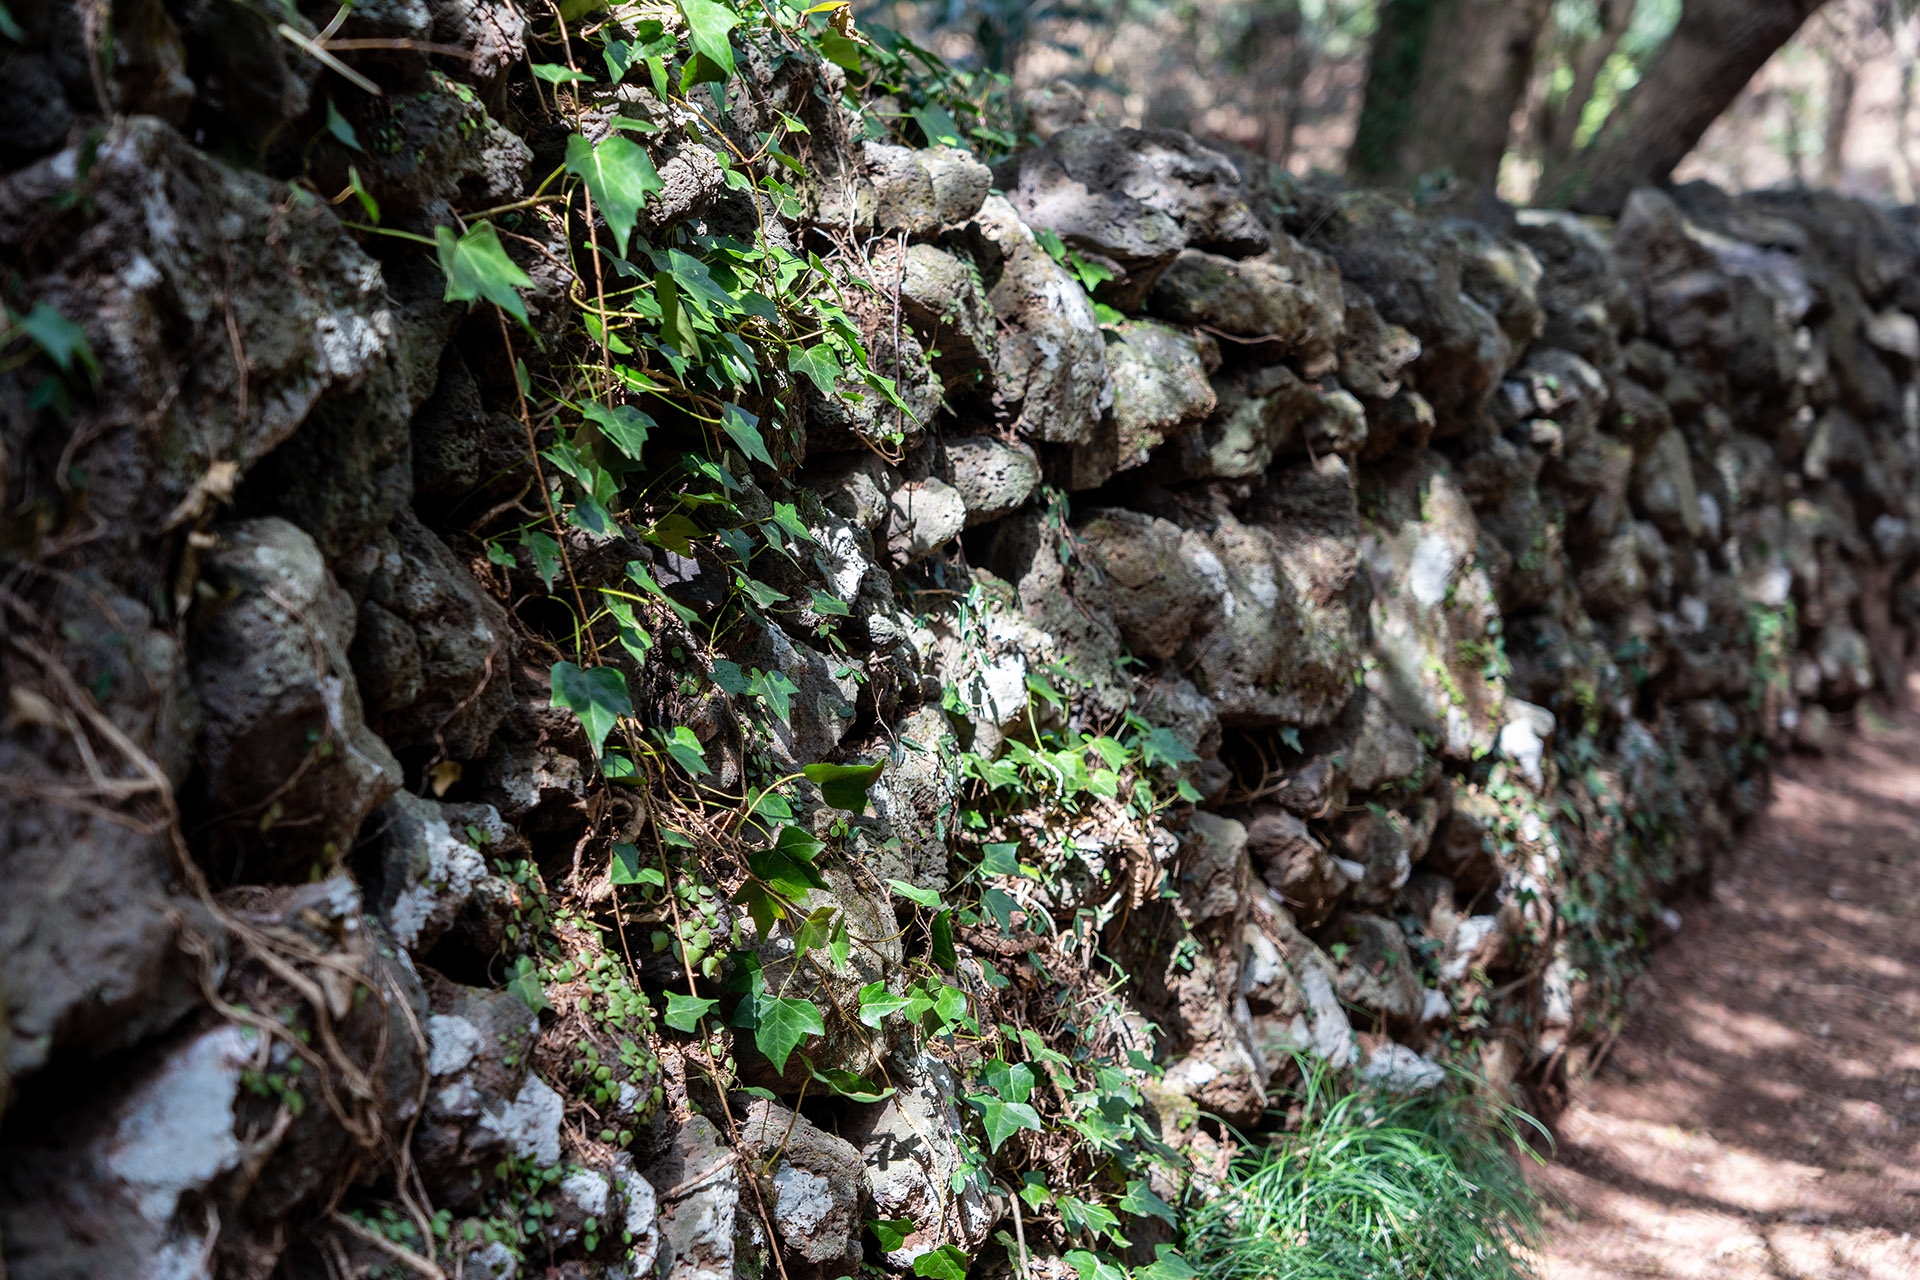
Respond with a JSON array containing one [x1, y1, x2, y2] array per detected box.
[[980, 886, 1018, 931], [912, 103, 963, 147], [966, 1094, 1041, 1152], [1117, 1179, 1177, 1226], [530, 61, 592, 82], [788, 343, 842, 395], [655, 272, 700, 362], [583, 401, 655, 461], [806, 1059, 893, 1102], [15, 302, 98, 380], [979, 842, 1021, 876], [749, 669, 799, 726], [663, 993, 716, 1032], [929, 910, 956, 969], [803, 760, 883, 813], [1139, 726, 1199, 769], [750, 995, 823, 1073], [932, 983, 968, 1025], [1135, 1246, 1200, 1280], [868, 1218, 916, 1252], [656, 725, 710, 777], [749, 825, 830, 902], [564, 133, 662, 259], [855, 981, 914, 1028], [506, 955, 551, 1014], [436, 222, 532, 329], [604, 594, 654, 663], [886, 879, 941, 909], [816, 28, 862, 72], [324, 98, 363, 152], [720, 403, 775, 468], [912, 1245, 970, 1280], [734, 880, 783, 934], [609, 843, 664, 886], [808, 588, 851, 616], [522, 529, 559, 588], [793, 906, 836, 956], [980, 1059, 1035, 1104], [627, 561, 700, 626], [675, 0, 740, 75], [550, 662, 632, 755]]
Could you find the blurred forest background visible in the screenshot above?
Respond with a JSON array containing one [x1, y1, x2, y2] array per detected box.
[[859, 0, 1920, 210]]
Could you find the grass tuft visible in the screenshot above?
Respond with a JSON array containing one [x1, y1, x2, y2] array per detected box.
[[1183, 1057, 1549, 1280]]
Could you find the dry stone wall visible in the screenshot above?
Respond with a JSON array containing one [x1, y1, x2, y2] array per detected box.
[[3, 2, 1920, 1277]]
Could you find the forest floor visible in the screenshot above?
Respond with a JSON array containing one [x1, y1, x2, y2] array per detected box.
[[1533, 679, 1920, 1278]]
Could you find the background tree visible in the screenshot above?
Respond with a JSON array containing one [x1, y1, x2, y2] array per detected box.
[[1348, 0, 1555, 188], [1537, 0, 1833, 211]]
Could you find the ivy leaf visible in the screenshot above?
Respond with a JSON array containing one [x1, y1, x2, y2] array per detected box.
[[803, 760, 883, 812], [788, 343, 842, 395], [886, 879, 941, 909], [15, 302, 99, 381], [435, 222, 532, 329], [912, 103, 963, 147], [770, 501, 815, 546], [549, 662, 632, 755], [609, 842, 663, 886], [750, 994, 823, 1073], [929, 910, 957, 969], [656, 725, 710, 777], [675, 0, 740, 76], [793, 905, 836, 956], [817, 28, 862, 73], [564, 133, 662, 259], [603, 594, 654, 663], [530, 61, 591, 82], [966, 1093, 1042, 1153], [748, 668, 798, 726], [749, 825, 830, 902], [1118, 1179, 1177, 1226], [506, 955, 551, 1014], [912, 1245, 970, 1280], [932, 984, 968, 1026], [583, 401, 655, 462], [980, 1059, 1035, 1104], [868, 1218, 916, 1252], [720, 403, 775, 468], [808, 588, 851, 616], [806, 1058, 893, 1102], [855, 981, 914, 1028], [1139, 725, 1199, 769], [1135, 1247, 1200, 1280], [655, 272, 701, 362], [979, 843, 1022, 876], [663, 993, 716, 1032], [734, 879, 784, 934], [980, 886, 1019, 931], [709, 659, 753, 696]]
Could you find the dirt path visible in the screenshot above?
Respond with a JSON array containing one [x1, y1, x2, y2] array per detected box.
[[1535, 685, 1920, 1279]]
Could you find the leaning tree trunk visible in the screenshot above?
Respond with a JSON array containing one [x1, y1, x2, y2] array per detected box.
[[1540, 0, 1832, 213], [1545, 0, 1640, 162], [1348, 0, 1554, 189]]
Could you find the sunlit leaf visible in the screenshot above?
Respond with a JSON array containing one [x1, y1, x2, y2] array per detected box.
[[549, 661, 632, 755], [565, 133, 662, 259]]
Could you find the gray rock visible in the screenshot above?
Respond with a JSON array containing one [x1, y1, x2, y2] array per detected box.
[[1078, 509, 1220, 660], [920, 145, 993, 224], [364, 791, 517, 958], [191, 518, 402, 878], [994, 134, 1188, 308], [845, 1050, 997, 1268], [737, 1098, 865, 1271], [0, 584, 216, 1081], [973, 194, 1115, 444], [1148, 245, 1344, 373], [891, 242, 998, 388], [886, 477, 968, 563], [1099, 318, 1217, 473], [1323, 913, 1425, 1027], [647, 1115, 746, 1280], [864, 141, 940, 236], [1244, 808, 1353, 929], [946, 436, 1041, 525], [342, 507, 514, 759]]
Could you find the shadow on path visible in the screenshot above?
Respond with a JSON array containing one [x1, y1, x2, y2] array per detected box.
[[1536, 681, 1920, 1280]]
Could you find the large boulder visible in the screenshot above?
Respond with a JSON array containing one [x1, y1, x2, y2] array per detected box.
[[190, 517, 403, 879]]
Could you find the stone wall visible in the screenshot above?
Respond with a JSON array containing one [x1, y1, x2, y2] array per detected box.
[[3, 2, 1919, 1277]]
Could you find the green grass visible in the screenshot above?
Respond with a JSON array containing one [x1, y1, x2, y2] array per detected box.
[[1182, 1059, 1549, 1280]]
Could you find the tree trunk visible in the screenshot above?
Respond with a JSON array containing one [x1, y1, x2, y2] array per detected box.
[[1894, 9, 1918, 202], [1348, 0, 1554, 188], [1821, 50, 1856, 188], [1539, 0, 1831, 213], [1546, 0, 1640, 161]]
